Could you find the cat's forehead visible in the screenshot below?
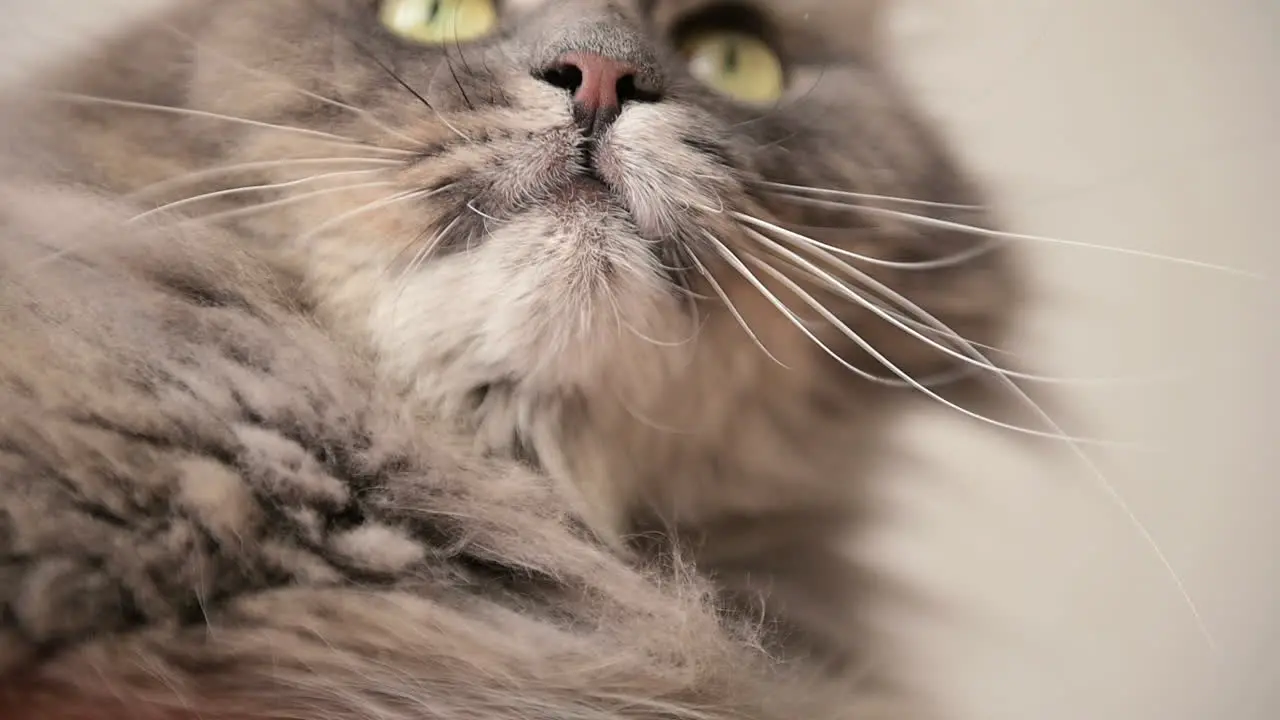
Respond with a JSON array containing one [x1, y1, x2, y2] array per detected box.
[[501, 0, 880, 55], [502, 0, 871, 15]]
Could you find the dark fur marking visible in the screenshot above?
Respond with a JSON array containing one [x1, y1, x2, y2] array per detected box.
[[680, 135, 736, 168], [147, 269, 255, 311]]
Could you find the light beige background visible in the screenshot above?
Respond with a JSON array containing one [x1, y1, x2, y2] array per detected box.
[[2, 1, 1276, 719]]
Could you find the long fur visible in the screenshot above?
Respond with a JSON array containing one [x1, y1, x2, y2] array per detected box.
[[0, 1, 1020, 717]]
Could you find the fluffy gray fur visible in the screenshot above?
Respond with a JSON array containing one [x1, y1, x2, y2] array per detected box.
[[0, 1, 1020, 718]]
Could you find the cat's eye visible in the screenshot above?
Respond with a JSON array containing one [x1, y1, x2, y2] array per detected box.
[[379, 0, 498, 45], [682, 31, 785, 104]]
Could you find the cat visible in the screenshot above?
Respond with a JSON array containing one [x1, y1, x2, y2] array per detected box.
[[0, 1, 1021, 718]]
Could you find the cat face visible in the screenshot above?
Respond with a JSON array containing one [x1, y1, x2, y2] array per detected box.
[[53, 0, 1019, 525]]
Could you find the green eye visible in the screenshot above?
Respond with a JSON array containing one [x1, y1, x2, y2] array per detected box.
[[380, 0, 498, 45], [683, 31, 785, 104]]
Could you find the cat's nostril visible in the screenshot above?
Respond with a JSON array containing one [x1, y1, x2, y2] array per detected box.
[[538, 64, 585, 95], [615, 75, 646, 105], [537, 52, 659, 137]]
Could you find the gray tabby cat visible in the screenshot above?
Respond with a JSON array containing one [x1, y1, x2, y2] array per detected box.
[[0, 0, 1020, 718]]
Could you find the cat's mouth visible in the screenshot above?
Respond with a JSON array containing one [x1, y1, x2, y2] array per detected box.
[[566, 140, 612, 195], [569, 140, 611, 192], [425, 116, 738, 253], [551, 132, 706, 240], [552, 170, 612, 205], [527, 138, 642, 222]]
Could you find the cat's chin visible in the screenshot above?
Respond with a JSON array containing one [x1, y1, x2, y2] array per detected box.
[[549, 170, 613, 204], [535, 160, 664, 244]]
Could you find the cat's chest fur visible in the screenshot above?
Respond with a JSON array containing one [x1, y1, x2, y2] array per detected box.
[[361, 279, 892, 541]]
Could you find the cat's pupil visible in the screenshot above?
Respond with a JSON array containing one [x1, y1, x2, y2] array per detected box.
[[426, 0, 441, 23], [722, 42, 741, 74]]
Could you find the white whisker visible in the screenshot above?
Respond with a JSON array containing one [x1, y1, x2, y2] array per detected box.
[[386, 213, 463, 283], [391, 215, 466, 305], [299, 185, 454, 246], [662, 244, 715, 302], [684, 249, 790, 369], [876, 305, 1017, 357], [744, 255, 973, 389], [702, 231, 912, 386], [172, 180, 399, 226], [128, 158, 405, 200], [735, 225, 1218, 654], [749, 180, 982, 210], [735, 209, 1001, 271], [303, 139, 418, 157], [743, 222, 1144, 388], [740, 225, 1146, 439], [465, 202, 501, 223], [766, 191, 1262, 279], [744, 212, 1191, 386], [603, 283, 702, 350], [130, 169, 390, 223], [879, 307, 1183, 386], [46, 92, 363, 145], [403, 215, 463, 276], [733, 232, 1117, 443], [705, 231, 1002, 394], [13, 181, 393, 277]]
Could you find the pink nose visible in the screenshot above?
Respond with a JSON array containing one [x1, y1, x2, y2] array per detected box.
[[542, 52, 642, 136], [554, 52, 637, 113]]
